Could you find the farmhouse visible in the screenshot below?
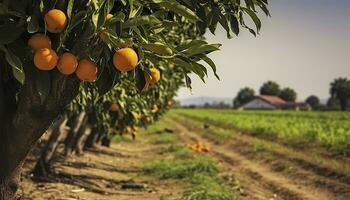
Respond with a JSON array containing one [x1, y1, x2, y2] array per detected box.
[[240, 95, 311, 110]]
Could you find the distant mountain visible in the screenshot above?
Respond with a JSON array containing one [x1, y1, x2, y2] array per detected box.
[[178, 96, 233, 107]]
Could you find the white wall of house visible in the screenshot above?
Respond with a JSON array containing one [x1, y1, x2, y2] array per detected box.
[[241, 99, 276, 109]]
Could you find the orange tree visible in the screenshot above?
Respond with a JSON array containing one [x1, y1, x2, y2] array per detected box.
[[0, 0, 269, 198]]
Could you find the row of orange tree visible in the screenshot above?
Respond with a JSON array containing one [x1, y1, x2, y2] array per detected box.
[[0, 0, 269, 198]]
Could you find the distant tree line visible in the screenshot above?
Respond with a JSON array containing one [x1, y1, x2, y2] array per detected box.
[[233, 77, 350, 111]]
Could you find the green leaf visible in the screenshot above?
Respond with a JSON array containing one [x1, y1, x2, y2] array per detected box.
[[152, 0, 199, 23], [67, 11, 87, 32], [123, 15, 161, 28], [198, 54, 220, 80], [242, 8, 261, 32], [184, 43, 221, 56], [1, 46, 25, 84], [96, 62, 118, 95], [135, 67, 147, 92], [67, 0, 75, 19], [176, 39, 207, 52], [142, 43, 173, 56], [12, 65, 25, 84], [230, 14, 240, 36]]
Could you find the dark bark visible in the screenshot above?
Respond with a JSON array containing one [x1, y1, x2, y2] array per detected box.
[[63, 112, 86, 156], [70, 116, 88, 155], [101, 136, 111, 147], [84, 128, 98, 149], [32, 116, 68, 178], [74, 126, 91, 155]]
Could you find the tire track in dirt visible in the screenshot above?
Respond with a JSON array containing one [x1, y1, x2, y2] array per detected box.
[[166, 118, 335, 200]]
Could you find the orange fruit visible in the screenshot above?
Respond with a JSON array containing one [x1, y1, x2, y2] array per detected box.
[[151, 104, 158, 113], [45, 9, 67, 33], [110, 103, 120, 112], [34, 48, 58, 70], [144, 68, 161, 84], [105, 14, 113, 21], [75, 59, 98, 82], [57, 52, 78, 75], [113, 48, 138, 72], [28, 34, 51, 50], [145, 116, 152, 123]]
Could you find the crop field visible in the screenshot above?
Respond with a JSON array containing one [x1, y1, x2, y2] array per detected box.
[[173, 109, 350, 155]]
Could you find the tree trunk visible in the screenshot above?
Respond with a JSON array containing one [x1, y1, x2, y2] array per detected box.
[[0, 60, 80, 199], [63, 112, 86, 156], [70, 116, 88, 155], [84, 128, 98, 149], [32, 116, 68, 178], [101, 135, 111, 147], [74, 126, 92, 155]]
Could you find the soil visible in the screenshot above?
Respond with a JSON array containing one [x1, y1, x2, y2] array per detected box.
[[21, 137, 183, 200]]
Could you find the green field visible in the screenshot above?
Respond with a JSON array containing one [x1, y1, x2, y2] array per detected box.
[[173, 109, 350, 154]]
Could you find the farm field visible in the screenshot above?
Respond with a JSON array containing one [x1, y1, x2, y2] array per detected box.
[[173, 109, 350, 155], [22, 110, 350, 200]]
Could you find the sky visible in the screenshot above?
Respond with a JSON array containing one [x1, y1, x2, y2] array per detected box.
[[177, 0, 350, 101]]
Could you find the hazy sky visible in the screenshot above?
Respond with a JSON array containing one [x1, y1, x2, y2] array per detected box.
[[177, 0, 350, 101]]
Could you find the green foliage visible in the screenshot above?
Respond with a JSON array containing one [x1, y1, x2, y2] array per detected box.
[[234, 87, 255, 107], [174, 109, 350, 155], [0, 0, 269, 144], [305, 95, 320, 108], [330, 78, 350, 111], [259, 80, 280, 96], [279, 87, 297, 102]]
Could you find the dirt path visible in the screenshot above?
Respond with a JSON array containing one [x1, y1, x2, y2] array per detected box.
[[22, 137, 183, 200], [167, 117, 350, 200]]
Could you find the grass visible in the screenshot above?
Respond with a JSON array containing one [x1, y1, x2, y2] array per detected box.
[[171, 113, 350, 177], [182, 174, 238, 200], [143, 154, 237, 200], [143, 157, 218, 179], [149, 133, 175, 144], [159, 145, 193, 157], [138, 114, 238, 199], [111, 135, 134, 143], [169, 113, 237, 142], [172, 109, 350, 155]]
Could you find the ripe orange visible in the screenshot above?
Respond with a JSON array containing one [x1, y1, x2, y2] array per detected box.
[[34, 48, 58, 70], [151, 104, 158, 113], [144, 68, 161, 84], [105, 14, 113, 21], [28, 34, 51, 50], [113, 48, 138, 72], [45, 9, 67, 33], [57, 52, 78, 75], [110, 103, 120, 112], [75, 59, 98, 82]]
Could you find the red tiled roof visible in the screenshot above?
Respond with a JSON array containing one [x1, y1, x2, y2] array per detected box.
[[258, 95, 286, 106]]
